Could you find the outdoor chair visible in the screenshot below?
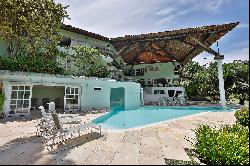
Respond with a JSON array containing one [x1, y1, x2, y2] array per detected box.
[[166, 97, 176, 106], [44, 112, 101, 151], [36, 106, 81, 138], [174, 97, 182, 106], [159, 97, 167, 106], [179, 96, 186, 106], [35, 106, 54, 137], [65, 103, 79, 114]]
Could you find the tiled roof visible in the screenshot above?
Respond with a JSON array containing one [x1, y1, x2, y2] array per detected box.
[[61, 24, 110, 42]]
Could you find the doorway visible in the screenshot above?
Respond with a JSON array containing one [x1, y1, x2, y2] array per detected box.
[[32, 85, 65, 115], [110, 87, 125, 110]]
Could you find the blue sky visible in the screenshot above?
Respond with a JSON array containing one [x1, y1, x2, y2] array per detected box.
[[56, 0, 249, 64]]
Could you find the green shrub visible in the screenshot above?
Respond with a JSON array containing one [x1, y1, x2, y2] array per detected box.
[[193, 124, 249, 165], [0, 55, 64, 75], [235, 107, 249, 127], [86, 63, 111, 78], [0, 93, 5, 113]]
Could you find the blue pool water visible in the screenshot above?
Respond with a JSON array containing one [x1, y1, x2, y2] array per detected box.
[[92, 106, 232, 129]]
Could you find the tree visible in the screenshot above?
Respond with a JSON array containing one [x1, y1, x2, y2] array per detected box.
[[180, 61, 216, 101], [181, 61, 249, 104], [62, 45, 111, 78], [0, 0, 69, 58], [179, 61, 205, 79], [223, 62, 249, 105]]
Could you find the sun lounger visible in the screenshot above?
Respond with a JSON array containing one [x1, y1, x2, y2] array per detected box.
[[36, 106, 81, 137], [43, 112, 101, 151]]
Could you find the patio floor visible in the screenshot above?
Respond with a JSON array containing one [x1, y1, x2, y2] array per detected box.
[[0, 111, 236, 165]]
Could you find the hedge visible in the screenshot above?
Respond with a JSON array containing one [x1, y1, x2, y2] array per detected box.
[[193, 124, 249, 165]]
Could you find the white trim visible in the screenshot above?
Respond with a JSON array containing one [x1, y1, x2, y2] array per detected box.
[[7, 83, 33, 117], [64, 86, 81, 113]]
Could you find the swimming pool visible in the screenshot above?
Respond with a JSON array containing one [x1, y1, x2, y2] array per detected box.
[[92, 106, 232, 130]]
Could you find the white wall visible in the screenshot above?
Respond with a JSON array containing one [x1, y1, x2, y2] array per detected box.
[[80, 80, 141, 110], [0, 71, 141, 114], [143, 87, 185, 103]]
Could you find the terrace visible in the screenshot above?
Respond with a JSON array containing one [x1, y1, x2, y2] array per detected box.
[[0, 110, 236, 165]]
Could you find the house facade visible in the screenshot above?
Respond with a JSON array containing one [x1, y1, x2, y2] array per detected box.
[[0, 70, 141, 117], [0, 25, 140, 117], [0, 22, 239, 116]]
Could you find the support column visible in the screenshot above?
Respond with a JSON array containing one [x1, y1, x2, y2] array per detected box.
[[216, 57, 227, 107]]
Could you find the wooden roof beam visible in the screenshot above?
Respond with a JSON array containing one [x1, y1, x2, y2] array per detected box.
[[189, 37, 224, 59], [129, 42, 152, 64], [114, 42, 136, 58], [161, 42, 182, 61], [178, 32, 213, 62]]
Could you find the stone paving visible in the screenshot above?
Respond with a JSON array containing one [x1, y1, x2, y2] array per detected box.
[[0, 111, 236, 165]]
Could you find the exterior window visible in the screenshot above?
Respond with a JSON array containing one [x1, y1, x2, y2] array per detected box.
[[135, 69, 140, 76], [65, 87, 79, 111], [140, 68, 145, 76], [94, 87, 102, 91], [148, 66, 154, 71], [175, 91, 183, 97], [168, 90, 175, 97], [154, 67, 160, 71], [154, 90, 165, 94], [10, 85, 31, 114]]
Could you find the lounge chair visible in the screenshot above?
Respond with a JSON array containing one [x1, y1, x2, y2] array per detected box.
[[42, 112, 101, 151], [166, 97, 175, 106], [35, 106, 54, 137], [36, 106, 81, 137], [38, 106, 81, 125]]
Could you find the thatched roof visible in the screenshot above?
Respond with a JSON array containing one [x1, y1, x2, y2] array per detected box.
[[110, 22, 239, 65]]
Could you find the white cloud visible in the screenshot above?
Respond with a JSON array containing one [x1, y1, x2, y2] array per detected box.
[[193, 47, 249, 65], [155, 8, 176, 16], [55, 0, 247, 65], [223, 47, 249, 63], [196, 0, 230, 13], [56, 0, 231, 37]]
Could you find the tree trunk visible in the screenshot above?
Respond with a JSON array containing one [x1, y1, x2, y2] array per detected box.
[[239, 98, 245, 105]]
